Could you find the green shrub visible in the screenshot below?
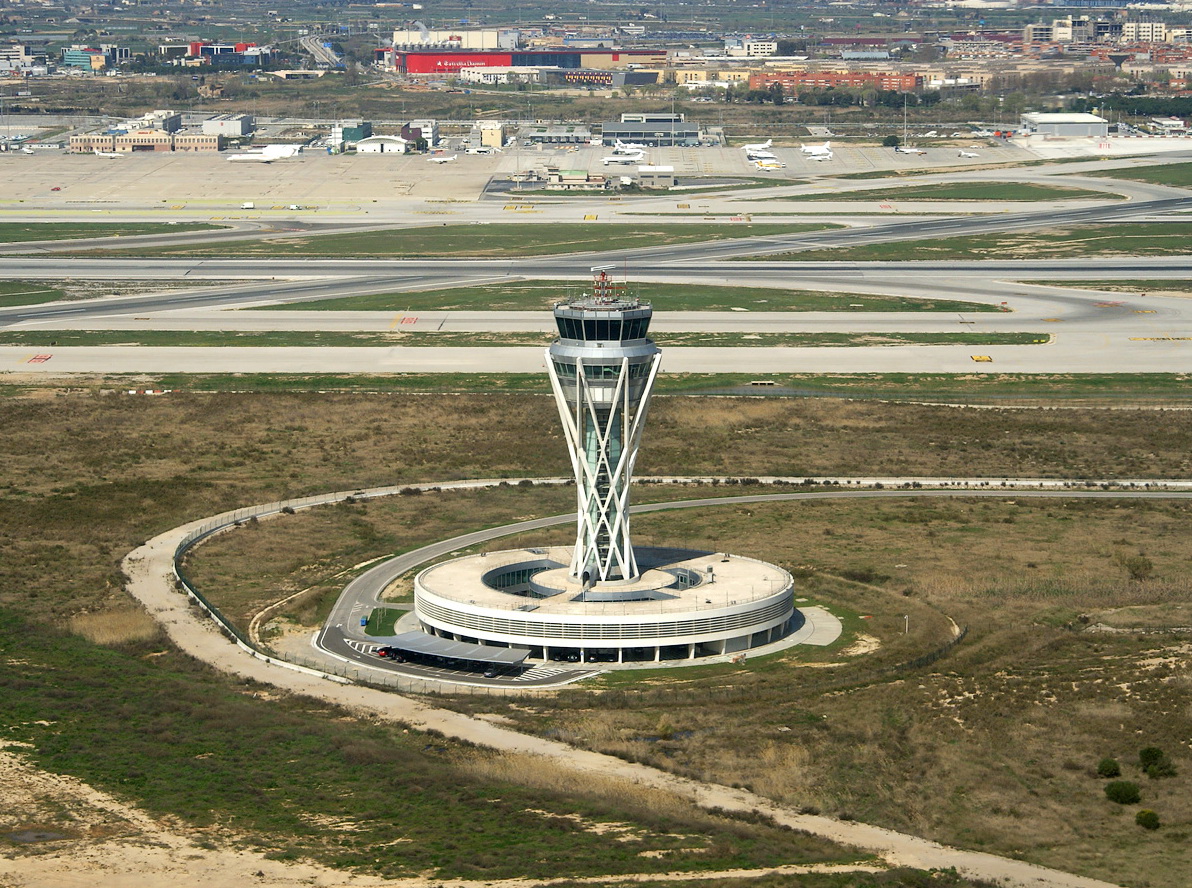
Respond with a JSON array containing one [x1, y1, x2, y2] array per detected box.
[[1140, 747, 1177, 779], [1097, 757, 1121, 778], [1136, 810, 1161, 830], [1105, 781, 1141, 805]]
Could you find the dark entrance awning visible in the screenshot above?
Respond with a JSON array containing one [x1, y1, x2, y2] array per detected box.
[[379, 631, 529, 666]]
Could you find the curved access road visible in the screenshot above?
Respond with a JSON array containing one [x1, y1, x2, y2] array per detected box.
[[125, 477, 1192, 888]]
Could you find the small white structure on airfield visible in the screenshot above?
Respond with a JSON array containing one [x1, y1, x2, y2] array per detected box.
[[356, 135, 411, 153]]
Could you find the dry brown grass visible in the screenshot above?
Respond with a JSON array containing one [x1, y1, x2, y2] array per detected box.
[[67, 607, 161, 646]]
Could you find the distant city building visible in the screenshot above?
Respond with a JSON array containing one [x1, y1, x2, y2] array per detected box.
[[62, 47, 106, 71], [331, 121, 373, 150], [749, 70, 923, 92], [393, 48, 667, 76]]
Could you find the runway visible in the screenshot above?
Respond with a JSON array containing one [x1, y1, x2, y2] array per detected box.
[[1, 151, 1190, 377]]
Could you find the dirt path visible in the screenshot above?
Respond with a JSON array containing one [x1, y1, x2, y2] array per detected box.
[[60, 516, 1120, 888]]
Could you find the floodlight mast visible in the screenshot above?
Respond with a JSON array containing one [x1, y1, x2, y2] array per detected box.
[[546, 270, 661, 584]]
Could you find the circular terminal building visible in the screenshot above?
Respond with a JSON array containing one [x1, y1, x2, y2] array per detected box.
[[415, 545, 794, 663], [409, 270, 800, 665]]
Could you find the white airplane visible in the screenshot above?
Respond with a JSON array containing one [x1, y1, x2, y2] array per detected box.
[[428, 154, 458, 164], [227, 144, 301, 163], [800, 141, 832, 157], [93, 149, 124, 158], [958, 150, 979, 158], [20, 147, 35, 155], [602, 150, 644, 165], [612, 139, 648, 153], [894, 145, 926, 155], [742, 138, 772, 153], [745, 148, 778, 161], [807, 151, 833, 161]]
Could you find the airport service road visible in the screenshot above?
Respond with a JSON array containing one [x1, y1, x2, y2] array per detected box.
[[316, 483, 1192, 691]]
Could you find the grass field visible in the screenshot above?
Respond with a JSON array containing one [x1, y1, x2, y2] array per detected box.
[[260, 279, 1001, 313], [0, 330, 1045, 348], [1089, 161, 1192, 188], [0, 222, 221, 243], [88, 371, 1192, 406], [760, 182, 1116, 202], [2, 388, 1190, 886], [97, 222, 838, 258], [0, 278, 246, 308], [0, 280, 68, 307], [1023, 279, 1192, 295], [752, 222, 1192, 262]]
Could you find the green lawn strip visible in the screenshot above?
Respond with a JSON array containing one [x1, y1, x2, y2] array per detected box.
[[0, 222, 222, 243], [754, 182, 1116, 202], [365, 606, 405, 636], [1021, 279, 1192, 294], [0, 609, 857, 879], [0, 330, 1045, 348], [260, 280, 1000, 313], [1085, 161, 1192, 188], [27, 371, 1192, 404], [89, 222, 839, 258], [0, 281, 67, 307], [745, 222, 1192, 262]]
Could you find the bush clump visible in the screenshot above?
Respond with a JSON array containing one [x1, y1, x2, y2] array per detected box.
[[1136, 809, 1161, 830], [1105, 780, 1141, 805], [1097, 757, 1122, 778], [1140, 747, 1177, 779]]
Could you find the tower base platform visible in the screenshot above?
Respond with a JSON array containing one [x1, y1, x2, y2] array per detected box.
[[413, 546, 797, 664]]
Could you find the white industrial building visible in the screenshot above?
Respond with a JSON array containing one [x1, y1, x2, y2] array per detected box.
[[1020, 112, 1108, 138], [356, 135, 410, 153], [202, 114, 254, 137]]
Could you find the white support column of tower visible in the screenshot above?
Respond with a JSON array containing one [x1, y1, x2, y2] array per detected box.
[[545, 271, 661, 584]]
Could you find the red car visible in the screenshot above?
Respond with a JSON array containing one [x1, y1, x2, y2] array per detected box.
[[51, 186, 61, 191]]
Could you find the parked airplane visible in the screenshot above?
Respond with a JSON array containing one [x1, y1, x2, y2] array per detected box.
[[800, 141, 832, 157], [806, 151, 833, 161], [602, 150, 645, 165], [227, 144, 301, 163], [93, 149, 124, 158], [613, 139, 648, 153], [741, 138, 772, 153], [894, 145, 926, 155], [745, 148, 779, 161], [428, 154, 458, 164], [753, 159, 785, 170], [958, 150, 980, 158]]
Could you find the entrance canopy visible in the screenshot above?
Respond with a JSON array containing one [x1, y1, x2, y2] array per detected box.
[[380, 631, 529, 666]]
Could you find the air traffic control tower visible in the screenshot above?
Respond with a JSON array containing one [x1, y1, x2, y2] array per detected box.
[[546, 268, 661, 585], [411, 269, 800, 665]]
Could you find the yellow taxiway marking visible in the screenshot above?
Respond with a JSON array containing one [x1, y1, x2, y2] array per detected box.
[[1134, 310, 1156, 314], [971, 355, 993, 362], [583, 214, 598, 221]]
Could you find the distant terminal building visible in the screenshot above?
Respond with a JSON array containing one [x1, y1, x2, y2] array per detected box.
[[1020, 112, 1108, 138], [601, 114, 699, 147], [393, 48, 667, 76]]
